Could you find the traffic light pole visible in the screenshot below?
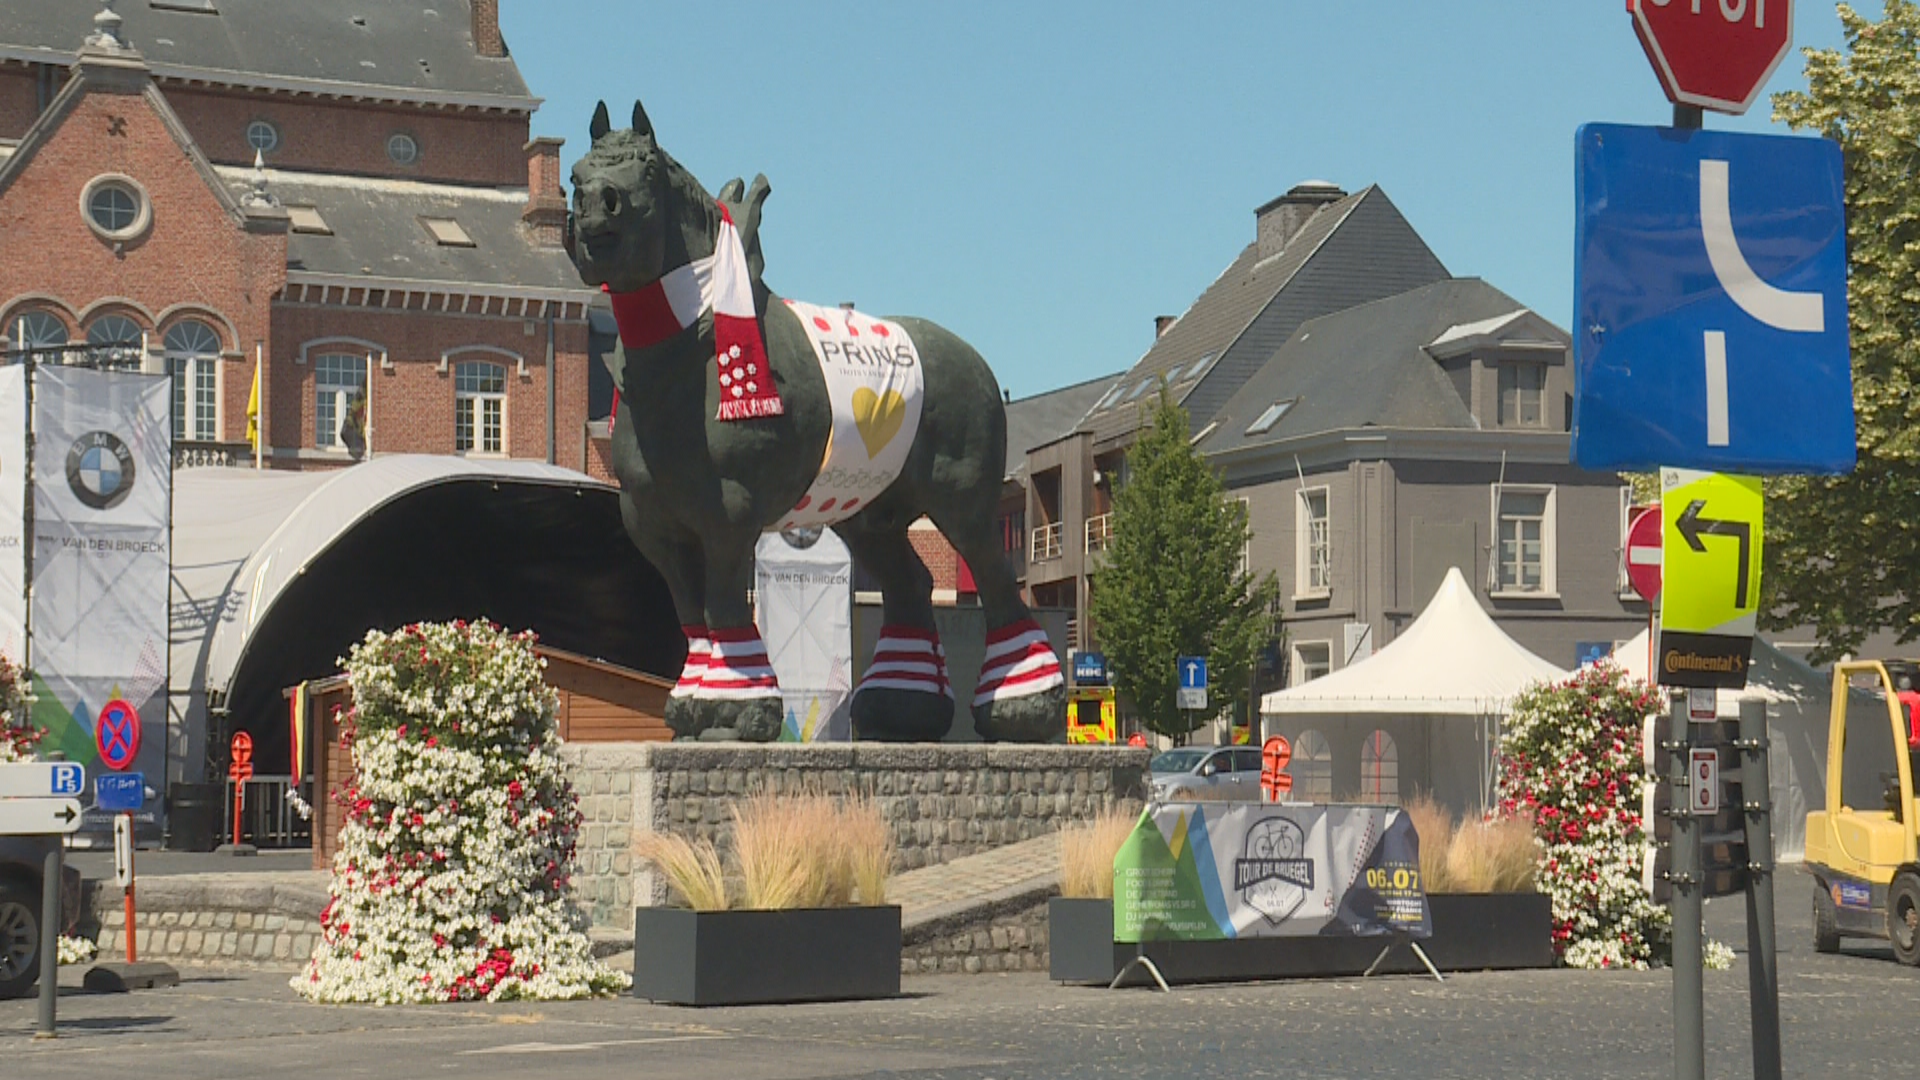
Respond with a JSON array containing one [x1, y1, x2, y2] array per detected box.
[[1669, 690, 1705, 1080], [1738, 698, 1783, 1080]]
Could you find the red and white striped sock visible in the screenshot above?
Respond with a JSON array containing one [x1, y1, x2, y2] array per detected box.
[[859, 624, 952, 699], [672, 625, 709, 700], [701, 625, 781, 699], [974, 618, 1064, 708]]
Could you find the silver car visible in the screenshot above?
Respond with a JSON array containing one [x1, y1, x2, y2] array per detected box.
[[1148, 746, 1263, 801]]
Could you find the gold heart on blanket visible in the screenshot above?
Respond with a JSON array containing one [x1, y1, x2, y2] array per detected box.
[[852, 387, 907, 459]]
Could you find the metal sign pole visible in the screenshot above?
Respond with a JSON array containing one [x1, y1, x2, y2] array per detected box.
[[1738, 697, 1782, 1080], [1669, 690, 1705, 1080], [36, 841, 58, 1038]]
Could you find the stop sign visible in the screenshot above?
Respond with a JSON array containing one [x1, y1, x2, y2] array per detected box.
[[1626, 505, 1662, 602], [1629, 0, 1794, 116]]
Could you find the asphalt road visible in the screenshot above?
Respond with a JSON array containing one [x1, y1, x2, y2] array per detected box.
[[4, 882, 1918, 1080]]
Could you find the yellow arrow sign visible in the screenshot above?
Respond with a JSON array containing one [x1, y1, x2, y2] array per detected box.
[[1657, 469, 1763, 688]]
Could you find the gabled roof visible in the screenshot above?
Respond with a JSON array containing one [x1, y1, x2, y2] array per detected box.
[[218, 166, 588, 294], [1002, 371, 1123, 481], [1079, 186, 1448, 447], [1197, 279, 1567, 456], [0, 0, 535, 111]]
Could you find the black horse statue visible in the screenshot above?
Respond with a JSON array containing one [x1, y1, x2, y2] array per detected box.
[[567, 100, 1064, 743]]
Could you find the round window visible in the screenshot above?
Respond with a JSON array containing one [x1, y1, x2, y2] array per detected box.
[[386, 133, 419, 166], [78, 174, 151, 242], [246, 120, 280, 153]]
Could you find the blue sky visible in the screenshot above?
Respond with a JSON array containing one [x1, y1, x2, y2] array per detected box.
[[501, 2, 1869, 401]]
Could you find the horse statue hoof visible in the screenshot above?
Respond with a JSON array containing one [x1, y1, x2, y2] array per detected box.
[[695, 726, 739, 742], [663, 696, 703, 739], [707, 697, 783, 743], [851, 688, 955, 743], [972, 685, 1068, 743]]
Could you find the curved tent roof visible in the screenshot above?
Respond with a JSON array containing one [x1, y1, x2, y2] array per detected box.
[[171, 456, 683, 772], [1260, 567, 1567, 716]]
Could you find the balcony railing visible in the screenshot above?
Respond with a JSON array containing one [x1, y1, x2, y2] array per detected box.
[[1031, 521, 1064, 562], [174, 440, 255, 469], [1084, 513, 1113, 554]]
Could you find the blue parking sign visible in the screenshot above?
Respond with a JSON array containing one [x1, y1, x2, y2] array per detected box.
[[1573, 124, 1854, 475]]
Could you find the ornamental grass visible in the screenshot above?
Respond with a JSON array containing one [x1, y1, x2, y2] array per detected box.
[[632, 792, 896, 911], [1402, 794, 1459, 895], [1445, 814, 1540, 895], [633, 832, 727, 911], [1058, 805, 1139, 899]]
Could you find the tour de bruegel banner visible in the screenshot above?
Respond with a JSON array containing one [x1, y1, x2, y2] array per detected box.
[[27, 365, 171, 836], [1113, 802, 1431, 941]]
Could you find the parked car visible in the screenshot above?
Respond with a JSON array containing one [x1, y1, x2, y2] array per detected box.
[[1148, 746, 1263, 801], [0, 835, 83, 999]]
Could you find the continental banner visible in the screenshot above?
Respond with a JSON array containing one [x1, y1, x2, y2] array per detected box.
[[28, 365, 170, 837], [1113, 802, 1430, 941]]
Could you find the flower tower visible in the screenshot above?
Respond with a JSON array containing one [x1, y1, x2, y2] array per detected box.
[[1498, 662, 1671, 969], [296, 620, 626, 1002], [0, 654, 37, 763]]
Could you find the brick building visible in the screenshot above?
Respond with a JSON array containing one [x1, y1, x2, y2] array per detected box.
[[0, 1, 596, 470]]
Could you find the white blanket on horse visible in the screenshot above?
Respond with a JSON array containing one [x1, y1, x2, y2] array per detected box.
[[774, 300, 924, 530]]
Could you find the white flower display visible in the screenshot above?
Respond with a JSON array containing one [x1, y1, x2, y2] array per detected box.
[[57, 934, 97, 966], [0, 653, 37, 765], [294, 620, 628, 1003]]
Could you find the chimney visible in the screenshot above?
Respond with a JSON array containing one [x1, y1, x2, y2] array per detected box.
[[521, 137, 566, 247], [471, 0, 505, 59], [1154, 315, 1177, 339], [1255, 180, 1345, 260]]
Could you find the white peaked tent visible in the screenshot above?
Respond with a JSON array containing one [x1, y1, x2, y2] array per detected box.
[[1260, 567, 1568, 814], [1609, 629, 1896, 862]]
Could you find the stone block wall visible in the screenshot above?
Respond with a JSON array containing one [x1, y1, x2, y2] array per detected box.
[[559, 743, 1149, 928], [86, 876, 327, 971], [900, 897, 1052, 976]]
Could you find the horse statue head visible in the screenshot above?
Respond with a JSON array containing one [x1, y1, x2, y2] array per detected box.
[[568, 99, 710, 295]]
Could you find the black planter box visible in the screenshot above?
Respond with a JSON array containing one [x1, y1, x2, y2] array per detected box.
[[632, 905, 901, 1006], [1050, 892, 1553, 985]]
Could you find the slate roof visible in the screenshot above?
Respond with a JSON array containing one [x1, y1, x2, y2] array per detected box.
[[1078, 186, 1448, 447], [1195, 278, 1569, 457], [217, 166, 586, 292], [0, 1, 534, 109], [1002, 371, 1124, 482]]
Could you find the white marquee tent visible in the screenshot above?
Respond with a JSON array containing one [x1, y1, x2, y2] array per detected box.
[[1260, 567, 1568, 813]]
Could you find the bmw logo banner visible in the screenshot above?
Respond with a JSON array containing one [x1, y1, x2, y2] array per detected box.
[[21, 364, 172, 837], [1113, 802, 1431, 941]]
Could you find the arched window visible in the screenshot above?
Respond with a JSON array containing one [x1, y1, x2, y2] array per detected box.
[[10, 310, 68, 351], [163, 319, 222, 441], [453, 360, 506, 454], [1361, 729, 1399, 805], [86, 314, 145, 367], [1293, 729, 1333, 803], [313, 354, 367, 451]]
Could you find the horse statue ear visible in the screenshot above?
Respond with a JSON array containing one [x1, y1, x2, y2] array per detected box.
[[590, 101, 611, 142], [632, 100, 654, 139]]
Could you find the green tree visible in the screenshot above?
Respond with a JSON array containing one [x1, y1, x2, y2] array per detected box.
[[1089, 390, 1281, 742], [1766, 3, 1920, 659]]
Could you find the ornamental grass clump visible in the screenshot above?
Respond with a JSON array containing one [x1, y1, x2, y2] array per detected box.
[[1402, 794, 1458, 895], [295, 620, 628, 1003], [1058, 805, 1139, 900], [634, 832, 727, 912], [634, 793, 896, 911], [1446, 814, 1540, 895]]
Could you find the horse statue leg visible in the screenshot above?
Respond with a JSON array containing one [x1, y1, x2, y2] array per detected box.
[[836, 523, 955, 742], [695, 533, 784, 742], [618, 498, 712, 738], [931, 508, 1067, 743]]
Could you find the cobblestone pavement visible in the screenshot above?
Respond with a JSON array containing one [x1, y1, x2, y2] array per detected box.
[[892, 833, 1058, 925], [5, 884, 1919, 1079]]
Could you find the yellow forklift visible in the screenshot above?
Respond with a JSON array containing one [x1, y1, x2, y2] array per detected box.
[[1805, 660, 1920, 964]]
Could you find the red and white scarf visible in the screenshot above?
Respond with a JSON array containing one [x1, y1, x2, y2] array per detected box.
[[605, 203, 783, 421]]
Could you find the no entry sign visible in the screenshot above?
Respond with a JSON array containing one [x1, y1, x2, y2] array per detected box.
[[1629, 0, 1794, 116], [1626, 505, 1662, 602], [95, 698, 141, 771]]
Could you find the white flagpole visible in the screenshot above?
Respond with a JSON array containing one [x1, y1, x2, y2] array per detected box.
[[365, 351, 374, 457]]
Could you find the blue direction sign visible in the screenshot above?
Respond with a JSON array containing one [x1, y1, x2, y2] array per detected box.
[[0, 761, 85, 798], [1177, 656, 1208, 691], [1573, 123, 1854, 475], [95, 772, 145, 813]]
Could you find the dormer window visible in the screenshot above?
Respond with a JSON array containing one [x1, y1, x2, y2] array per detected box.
[[286, 205, 331, 235], [1498, 361, 1545, 427], [1246, 398, 1296, 436], [421, 217, 473, 247]]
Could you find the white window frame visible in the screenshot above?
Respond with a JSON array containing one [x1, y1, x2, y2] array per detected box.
[[1291, 640, 1332, 688], [1497, 361, 1546, 427], [1618, 486, 1634, 596], [312, 353, 367, 451], [453, 360, 508, 456], [1491, 483, 1558, 597], [161, 320, 223, 443], [1361, 729, 1400, 806], [1292, 729, 1334, 802], [1235, 496, 1251, 577], [1294, 486, 1331, 600]]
